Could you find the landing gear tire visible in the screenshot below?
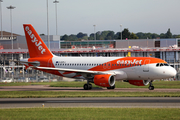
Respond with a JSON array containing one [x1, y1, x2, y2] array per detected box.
[[84, 84, 88, 90], [148, 81, 154, 90], [148, 86, 154, 90], [107, 85, 115, 89], [83, 84, 92, 90], [89, 84, 92, 90]]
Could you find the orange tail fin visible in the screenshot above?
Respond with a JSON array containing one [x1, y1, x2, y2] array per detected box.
[[23, 24, 53, 58]]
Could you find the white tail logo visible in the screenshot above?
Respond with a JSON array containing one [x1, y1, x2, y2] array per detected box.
[[25, 26, 46, 54]]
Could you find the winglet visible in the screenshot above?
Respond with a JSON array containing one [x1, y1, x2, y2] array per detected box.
[[23, 24, 53, 58]]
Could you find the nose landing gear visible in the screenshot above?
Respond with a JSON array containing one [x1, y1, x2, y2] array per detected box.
[[148, 81, 154, 90]]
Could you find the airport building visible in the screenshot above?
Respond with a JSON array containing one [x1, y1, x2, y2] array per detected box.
[[0, 31, 180, 81]]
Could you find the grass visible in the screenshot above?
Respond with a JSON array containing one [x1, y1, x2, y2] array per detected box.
[[0, 81, 180, 98], [1, 80, 180, 89], [0, 91, 180, 98], [0, 82, 57, 86], [0, 108, 180, 120]]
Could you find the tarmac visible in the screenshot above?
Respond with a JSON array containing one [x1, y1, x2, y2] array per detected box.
[[1, 85, 180, 92], [0, 97, 180, 108], [0, 85, 180, 108]]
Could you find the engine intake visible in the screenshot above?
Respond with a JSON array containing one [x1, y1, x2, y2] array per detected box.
[[93, 74, 115, 87]]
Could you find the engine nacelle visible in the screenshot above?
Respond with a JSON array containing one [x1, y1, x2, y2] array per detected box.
[[128, 80, 150, 86], [93, 74, 115, 87]]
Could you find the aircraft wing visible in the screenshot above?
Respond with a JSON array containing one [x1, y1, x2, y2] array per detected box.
[[34, 66, 116, 75]]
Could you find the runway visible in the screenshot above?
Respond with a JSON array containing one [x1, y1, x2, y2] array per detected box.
[[1, 85, 180, 92], [1, 85, 180, 108], [1, 97, 180, 108]]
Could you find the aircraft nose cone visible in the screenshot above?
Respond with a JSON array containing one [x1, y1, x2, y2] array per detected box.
[[169, 67, 177, 77]]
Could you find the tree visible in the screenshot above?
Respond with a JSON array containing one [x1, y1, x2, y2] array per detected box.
[[101, 31, 110, 40], [129, 32, 138, 39], [160, 33, 166, 38], [122, 28, 130, 39], [105, 31, 114, 40], [68, 34, 78, 41], [175, 35, 180, 38], [61, 34, 69, 40], [136, 32, 159, 39], [77, 32, 87, 38], [165, 28, 172, 38], [89, 33, 95, 40], [114, 32, 120, 39]]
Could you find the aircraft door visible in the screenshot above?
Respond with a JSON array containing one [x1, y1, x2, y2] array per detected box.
[[143, 59, 150, 72], [107, 62, 111, 69]]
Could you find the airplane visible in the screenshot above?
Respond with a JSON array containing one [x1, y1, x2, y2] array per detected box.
[[20, 24, 177, 90]]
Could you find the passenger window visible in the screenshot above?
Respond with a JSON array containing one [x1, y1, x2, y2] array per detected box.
[[160, 63, 163, 66]]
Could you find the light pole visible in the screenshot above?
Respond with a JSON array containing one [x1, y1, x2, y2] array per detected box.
[[120, 24, 122, 40], [53, 0, 59, 35], [93, 25, 96, 40], [47, 0, 50, 49], [0, 0, 3, 40], [7, 5, 15, 82], [7, 5, 15, 57]]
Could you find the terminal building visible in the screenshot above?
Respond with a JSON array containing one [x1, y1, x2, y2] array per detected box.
[[0, 31, 180, 81]]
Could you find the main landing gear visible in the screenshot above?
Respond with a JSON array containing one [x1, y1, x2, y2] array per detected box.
[[83, 83, 92, 90], [148, 81, 154, 90], [107, 85, 115, 89]]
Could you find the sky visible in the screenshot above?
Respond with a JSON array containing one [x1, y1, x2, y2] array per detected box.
[[1, 0, 180, 36]]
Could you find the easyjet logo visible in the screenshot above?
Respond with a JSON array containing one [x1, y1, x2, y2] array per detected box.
[[117, 59, 142, 64], [25, 26, 46, 54]]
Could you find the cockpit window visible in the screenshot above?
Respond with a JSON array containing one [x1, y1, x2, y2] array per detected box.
[[160, 63, 163, 66], [164, 63, 169, 66], [156, 63, 169, 67], [156, 63, 159, 67]]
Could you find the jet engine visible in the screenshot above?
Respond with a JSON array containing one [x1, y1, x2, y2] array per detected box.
[[93, 74, 115, 87], [128, 80, 150, 86]]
